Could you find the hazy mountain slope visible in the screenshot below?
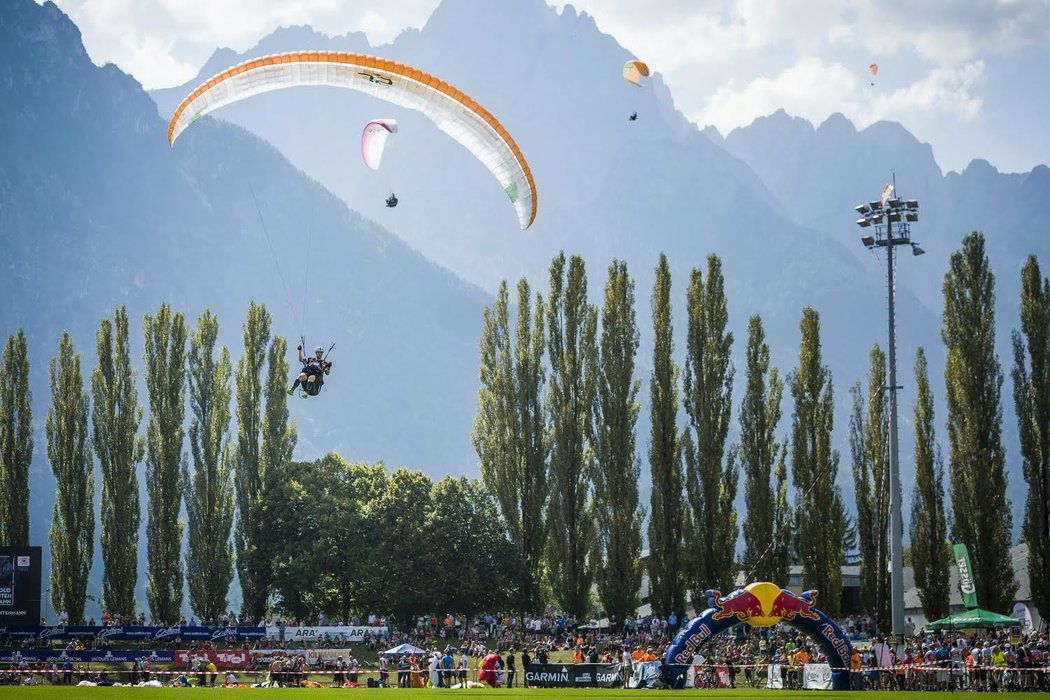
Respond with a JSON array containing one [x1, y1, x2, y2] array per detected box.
[[150, 0, 952, 525], [0, 0, 489, 614]]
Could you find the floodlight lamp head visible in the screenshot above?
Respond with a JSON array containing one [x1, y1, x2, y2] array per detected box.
[[855, 204, 870, 214], [912, 244, 926, 256], [857, 218, 872, 228], [861, 235, 876, 248], [905, 200, 919, 209], [906, 212, 918, 222]]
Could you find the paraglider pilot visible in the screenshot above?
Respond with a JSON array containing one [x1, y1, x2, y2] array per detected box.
[[629, 112, 638, 121], [386, 193, 398, 208], [289, 345, 332, 397]]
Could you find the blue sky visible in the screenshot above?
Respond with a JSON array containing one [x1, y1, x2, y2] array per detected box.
[[50, 0, 1050, 174]]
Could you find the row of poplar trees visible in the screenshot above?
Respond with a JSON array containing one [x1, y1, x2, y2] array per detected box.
[[0, 303, 293, 624], [473, 234, 1050, 627]]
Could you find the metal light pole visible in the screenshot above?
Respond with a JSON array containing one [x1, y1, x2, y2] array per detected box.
[[855, 181, 923, 648]]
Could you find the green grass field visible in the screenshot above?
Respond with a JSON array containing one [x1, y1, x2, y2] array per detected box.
[[3, 689, 1050, 700]]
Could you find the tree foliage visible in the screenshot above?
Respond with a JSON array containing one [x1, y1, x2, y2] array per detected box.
[[185, 310, 235, 622], [0, 329, 32, 546], [789, 307, 848, 618], [46, 332, 94, 623], [234, 303, 275, 623], [909, 346, 950, 620], [92, 307, 144, 617], [472, 279, 547, 613], [143, 304, 188, 623], [682, 255, 737, 595], [545, 252, 598, 618], [739, 315, 788, 583], [942, 232, 1017, 610], [1012, 254, 1050, 620], [592, 260, 643, 624], [647, 253, 685, 618], [849, 345, 890, 630]]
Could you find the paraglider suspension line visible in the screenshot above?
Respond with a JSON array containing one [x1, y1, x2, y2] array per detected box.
[[248, 180, 304, 335]]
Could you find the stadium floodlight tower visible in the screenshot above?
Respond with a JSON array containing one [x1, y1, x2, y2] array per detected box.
[[854, 181, 922, 648]]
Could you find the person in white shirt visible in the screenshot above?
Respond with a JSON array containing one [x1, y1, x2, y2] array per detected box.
[[429, 653, 441, 688]]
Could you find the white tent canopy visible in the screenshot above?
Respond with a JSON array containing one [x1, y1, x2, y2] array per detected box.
[[382, 643, 426, 656]]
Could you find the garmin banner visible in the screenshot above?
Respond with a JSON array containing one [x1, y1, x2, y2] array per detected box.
[[265, 625, 386, 643], [0, 547, 42, 625], [0, 625, 265, 642], [1, 649, 175, 663], [524, 663, 622, 688]]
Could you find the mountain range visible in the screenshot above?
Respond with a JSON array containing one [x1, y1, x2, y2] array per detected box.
[[2, 0, 1048, 616]]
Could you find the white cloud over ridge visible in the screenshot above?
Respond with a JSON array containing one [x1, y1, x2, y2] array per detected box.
[[44, 0, 1050, 171]]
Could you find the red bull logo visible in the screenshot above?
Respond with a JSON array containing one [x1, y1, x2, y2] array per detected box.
[[768, 589, 821, 622], [704, 582, 820, 627], [708, 589, 766, 623]]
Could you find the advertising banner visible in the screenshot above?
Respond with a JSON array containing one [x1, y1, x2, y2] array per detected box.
[[176, 649, 251, 668], [0, 547, 42, 625], [265, 625, 385, 643], [953, 543, 980, 609], [1, 649, 175, 663], [802, 663, 833, 690], [523, 663, 622, 688], [0, 625, 265, 642]]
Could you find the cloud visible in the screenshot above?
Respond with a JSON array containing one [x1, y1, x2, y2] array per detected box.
[[48, 0, 439, 87], [693, 56, 985, 136], [693, 57, 861, 134], [863, 60, 984, 124]]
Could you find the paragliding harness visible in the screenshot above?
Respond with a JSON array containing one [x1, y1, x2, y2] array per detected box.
[[386, 193, 398, 208], [297, 338, 335, 399], [628, 112, 638, 121]]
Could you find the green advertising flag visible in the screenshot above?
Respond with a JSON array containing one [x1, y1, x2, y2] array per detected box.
[[953, 542, 979, 609]]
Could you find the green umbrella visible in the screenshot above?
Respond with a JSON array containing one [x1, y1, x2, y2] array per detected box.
[[926, 608, 1020, 630]]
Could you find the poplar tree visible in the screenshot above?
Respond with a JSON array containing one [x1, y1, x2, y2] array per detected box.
[[909, 347, 950, 620], [1012, 255, 1050, 619], [592, 260, 643, 624], [0, 329, 32, 545], [92, 307, 143, 616], [789, 307, 847, 618], [46, 332, 94, 623], [143, 304, 188, 623], [545, 252, 597, 619], [647, 253, 685, 617], [942, 232, 1016, 610], [234, 303, 272, 622], [473, 279, 547, 613], [247, 334, 296, 620], [682, 255, 737, 593], [185, 310, 235, 622], [850, 345, 890, 630], [739, 315, 787, 582]]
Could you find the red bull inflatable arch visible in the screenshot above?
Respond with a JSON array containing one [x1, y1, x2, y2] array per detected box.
[[663, 582, 853, 690]]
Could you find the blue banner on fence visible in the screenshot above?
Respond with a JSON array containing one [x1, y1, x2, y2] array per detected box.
[[0, 649, 176, 663], [0, 625, 265, 642]]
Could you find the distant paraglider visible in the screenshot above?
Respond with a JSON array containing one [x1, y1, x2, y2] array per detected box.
[[386, 193, 399, 208], [623, 59, 650, 87], [869, 63, 878, 86], [623, 59, 650, 121], [361, 118, 398, 170], [167, 51, 536, 229]]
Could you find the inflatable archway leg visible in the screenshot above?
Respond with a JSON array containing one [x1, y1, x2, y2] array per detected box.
[[664, 597, 853, 690]]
